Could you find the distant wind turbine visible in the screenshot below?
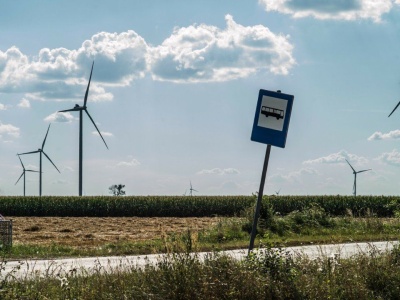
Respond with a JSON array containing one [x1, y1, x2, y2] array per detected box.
[[275, 189, 281, 196], [18, 124, 60, 196], [388, 100, 400, 117], [189, 181, 198, 196], [345, 159, 371, 196], [58, 61, 109, 196], [15, 155, 39, 196]]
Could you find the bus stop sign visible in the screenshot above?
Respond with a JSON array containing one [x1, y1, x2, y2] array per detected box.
[[251, 89, 294, 148]]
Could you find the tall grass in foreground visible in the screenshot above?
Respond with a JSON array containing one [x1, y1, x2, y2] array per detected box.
[[1, 244, 400, 299]]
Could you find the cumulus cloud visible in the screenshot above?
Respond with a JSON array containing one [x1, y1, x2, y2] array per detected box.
[[303, 150, 368, 165], [0, 16, 295, 100], [0, 122, 20, 138], [17, 98, 30, 108], [150, 15, 295, 82], [376, 149, 400, 166], [44, 112, 75, 123], [269, 167, 319, 183], [0, 31, 148, 102], [117, 158, 141, 167], [197, 167, 240, 175], [0, 103, 6, 110], [259, 0, 395, 22], [368, 129, 400, 141]]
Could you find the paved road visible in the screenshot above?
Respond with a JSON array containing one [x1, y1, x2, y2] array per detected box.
[[1, 240, 398, 280]]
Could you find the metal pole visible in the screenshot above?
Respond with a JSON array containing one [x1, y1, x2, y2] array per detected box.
[[39, 152, 42, 197], [79, 110, 83, 196], [248, 144, 272, 254]]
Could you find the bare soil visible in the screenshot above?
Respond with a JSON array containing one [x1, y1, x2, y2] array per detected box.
[[10, 217, 221, 248]]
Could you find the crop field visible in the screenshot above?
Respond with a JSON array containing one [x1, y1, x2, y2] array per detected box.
[[0, 195, 399, 217]]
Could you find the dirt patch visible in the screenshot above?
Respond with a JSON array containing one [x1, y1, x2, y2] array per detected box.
[[10, 217, 221, 248]]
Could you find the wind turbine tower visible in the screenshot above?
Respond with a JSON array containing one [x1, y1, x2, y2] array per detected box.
[[58, 61, 109, 196], [15, 155, 39, 196], [345, 159, 371, 196], [18, 124, 60, 196], [189, 181, 198, 196]]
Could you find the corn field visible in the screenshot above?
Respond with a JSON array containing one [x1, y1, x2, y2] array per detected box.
[[0, 195, 397, 217]]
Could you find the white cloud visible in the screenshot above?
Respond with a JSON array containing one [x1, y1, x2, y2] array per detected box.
[[0, 103, 6, 110], [92, 131, 113, 137], [149, 14, 295, 82], [0, 31, 148, 101], [44, 112, 75, 123], [117, 158, 141, 167], [303, 150, 368, 165], [0, 122, 20, 138], [62, 166, 74, 172], [269, 167, 319, 183], [368, 129, 400, 141], [17, 98, 30, 108], [0, 16, 295, 100], [259, 0, 395, 22], [197, 167, 240, 175], [376, 149, 400, 166]]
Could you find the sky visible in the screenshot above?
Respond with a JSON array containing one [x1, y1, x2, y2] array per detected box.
[[1, 0, 400, 196]]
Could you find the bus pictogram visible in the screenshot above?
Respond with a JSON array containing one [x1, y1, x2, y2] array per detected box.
[[261, 106, 284, 120]]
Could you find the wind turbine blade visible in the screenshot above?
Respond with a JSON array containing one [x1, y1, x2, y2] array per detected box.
[[17, 155, 25, 169], [345, 159, 356, 172], [58, 108, 81, 113], [18, 150, 40, 155], [42, 151, 61, 173], [357, 169, 372, 173], [84, 61, 94, 107], [42, 124, 51, 149], [15, 172, 24, 185], [193, 189, 198, 192], [26, 170, 40, 173], [388, 100, 400, 117], [85, 109, 109, 149]]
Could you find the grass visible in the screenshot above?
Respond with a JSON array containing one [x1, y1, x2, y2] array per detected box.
[[1, 244, 400, 299], [1, 205, 400, 298], [3, 210, 400, 260]]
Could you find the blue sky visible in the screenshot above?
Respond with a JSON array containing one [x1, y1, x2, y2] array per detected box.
[[1, 0, 400, 196]]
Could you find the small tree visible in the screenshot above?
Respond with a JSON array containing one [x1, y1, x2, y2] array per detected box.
[[109, 184, 126, 196]]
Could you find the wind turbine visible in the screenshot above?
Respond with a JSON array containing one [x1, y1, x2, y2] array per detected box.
[[189, 181, 198, 196], [15, 155, 39, 196], [345, 159, 371, 196], [58, 61, 109, 196], [388, 100, 400, 117], [18, 124, 60, 196]]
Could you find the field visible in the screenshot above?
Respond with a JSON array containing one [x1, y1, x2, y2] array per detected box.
[[11, 216, 220, 248]]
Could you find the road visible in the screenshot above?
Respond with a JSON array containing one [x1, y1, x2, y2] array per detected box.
[[1, 240, 398, 280]]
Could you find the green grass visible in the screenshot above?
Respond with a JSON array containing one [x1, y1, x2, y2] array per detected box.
[[2, 244, 400, 299]]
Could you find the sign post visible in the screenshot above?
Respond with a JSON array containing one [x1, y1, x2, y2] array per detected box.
[[248, 89, 294, 254]]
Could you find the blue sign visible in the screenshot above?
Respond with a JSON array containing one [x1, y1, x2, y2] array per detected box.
[[251, 89, 294, 148]]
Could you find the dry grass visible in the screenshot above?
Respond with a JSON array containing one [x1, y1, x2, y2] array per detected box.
[[11, 217, 222, 249]]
